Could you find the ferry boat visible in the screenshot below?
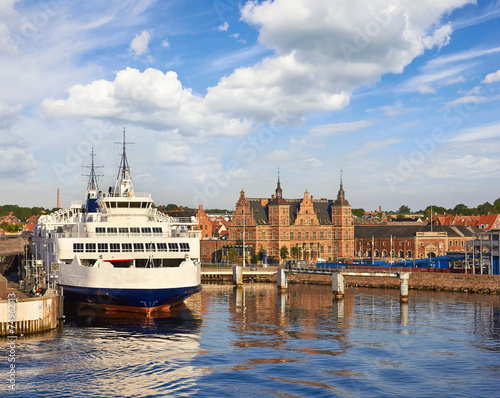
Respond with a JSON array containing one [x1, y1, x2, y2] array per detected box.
[[33, 130, 201, 315]]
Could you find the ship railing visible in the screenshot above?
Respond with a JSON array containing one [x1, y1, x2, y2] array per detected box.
[[51, 231, 200, 239], [171, 217, 199, 225]]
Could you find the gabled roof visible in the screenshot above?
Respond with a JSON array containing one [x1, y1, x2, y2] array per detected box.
[[355, 224, 481, 239]]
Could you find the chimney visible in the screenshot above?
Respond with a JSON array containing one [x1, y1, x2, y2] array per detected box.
[[179, 206, 184, 211], [311, 195, 314, 201], [379, 205, 381, 212]]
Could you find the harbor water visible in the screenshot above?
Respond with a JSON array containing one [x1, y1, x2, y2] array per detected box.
[[3, 284, 500, 397]]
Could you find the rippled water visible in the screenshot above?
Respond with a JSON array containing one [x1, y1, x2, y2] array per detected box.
[[3, 284, 500, 397]]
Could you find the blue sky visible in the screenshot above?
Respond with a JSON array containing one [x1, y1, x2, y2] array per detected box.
[[1, 0, 500, 212]]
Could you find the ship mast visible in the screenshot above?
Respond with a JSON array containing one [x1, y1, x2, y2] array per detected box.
[[82, 147, 103, 200], [114, 127, 135, 197]]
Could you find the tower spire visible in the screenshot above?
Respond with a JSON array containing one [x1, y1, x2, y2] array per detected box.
[[276, 165, 282, 198]]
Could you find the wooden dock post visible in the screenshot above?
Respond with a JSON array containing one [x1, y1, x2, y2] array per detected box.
[[332, 272, 344, 300], [277, 268, 288, 289], [232, 265, 242, 285], [399, 272, 410, 303]]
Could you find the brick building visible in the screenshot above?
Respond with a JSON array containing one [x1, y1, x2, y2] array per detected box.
[[354, 224, 481, 261], [200, 177, 354, 264]]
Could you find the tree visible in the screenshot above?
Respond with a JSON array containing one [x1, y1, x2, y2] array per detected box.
[[478, 201, 495, 214], [424, 205, 447, 219], [280, 245, 289, 262], [165, 204, 179, 211], [352, 208, 365, 217], [453, 203, 470, 215], [290, 246, 302, 260], [257, 247, 264, 262], [398, 205, 411, 214], [228, 248, 238, 264]]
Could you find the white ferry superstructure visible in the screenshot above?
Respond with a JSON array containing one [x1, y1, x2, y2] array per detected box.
[[33, 130, 201, 315]]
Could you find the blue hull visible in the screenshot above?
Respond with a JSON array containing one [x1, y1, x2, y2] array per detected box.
[[60, 284, 202, 314]]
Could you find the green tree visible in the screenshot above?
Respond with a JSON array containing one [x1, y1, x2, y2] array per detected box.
[[352, 208, 365, 217], [228, 248, 239, 263], [478, 202, 495, 214], [257, 247, 264, 262], [290, 246, 302, 260], [453, 203, 470, 215], [280, 245, 289, 262], [424, 205, 447, 219], [398, 205, 411, 214]]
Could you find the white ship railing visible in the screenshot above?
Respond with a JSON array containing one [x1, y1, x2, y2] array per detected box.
[[48, 231, 201, 239]]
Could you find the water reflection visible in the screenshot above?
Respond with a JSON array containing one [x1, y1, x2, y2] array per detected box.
[[5, 284, 500, 397]]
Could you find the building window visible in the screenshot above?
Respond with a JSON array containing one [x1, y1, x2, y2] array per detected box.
[[305, 231, 309, 240], [249, 231, 253, 240], [282, 231, 286, 239], [320, 231, 324, 239], [85, 243, 96, 252], [180, 243, 190, 252], [152, 227, 162, 234], [98, 243, 108, 252], [145, 243, 155, 252], [141, 227, 152, 235], [272, 231, 276, 240], [119, 227, 128, 236], [107, 227, 117, 235], [130, 227, 140, 235], [134, 243, 144, 252], [313, 231, 317, 240], [73, 243, 84, 253], [328, 245, 332, 253], [328, 231, 332, 239], [110, 243, 120, 252], [290, 231, 294, 239], [157, 243, 167, 252], [261, 232, 266, 240], [95, 227, 105, 234]]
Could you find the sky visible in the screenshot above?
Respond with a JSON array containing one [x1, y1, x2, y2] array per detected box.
[[1, 0, 500, 213]]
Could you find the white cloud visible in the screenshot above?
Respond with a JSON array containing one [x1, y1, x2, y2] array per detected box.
[[161, 38, 169, 48], [130, 30, 151, 56], [41, 67, 252, 137], [157, 141, 193, 164], [442, 95, 490, 109], [308, 120, 374, 138], [0, 147, 39, 177], [368, 100, 408, 116], [0, 100, 23, 129], [417, 84, 437, 94], [217, 22, 229, 32], [203, 0, 473, 121], [482, 69, 500, 84], [450, 122, 500, 143], [347, 137, 403, 158], [444, 75, 465, 85], [427, 154, 500, 179]]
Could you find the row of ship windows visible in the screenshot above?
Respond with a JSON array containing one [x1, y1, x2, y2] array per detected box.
[[73, 242, 190, 253], [95, 227, 163, 234]]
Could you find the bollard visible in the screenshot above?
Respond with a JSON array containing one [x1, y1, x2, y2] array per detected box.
[[399, 272, 410, 303], [277, 268, 288, 289], [233, 265, 242, 285], [332, 272, 344, 300]]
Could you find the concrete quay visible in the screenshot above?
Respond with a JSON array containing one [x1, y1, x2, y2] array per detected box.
[[201, 267, 500, 294]]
